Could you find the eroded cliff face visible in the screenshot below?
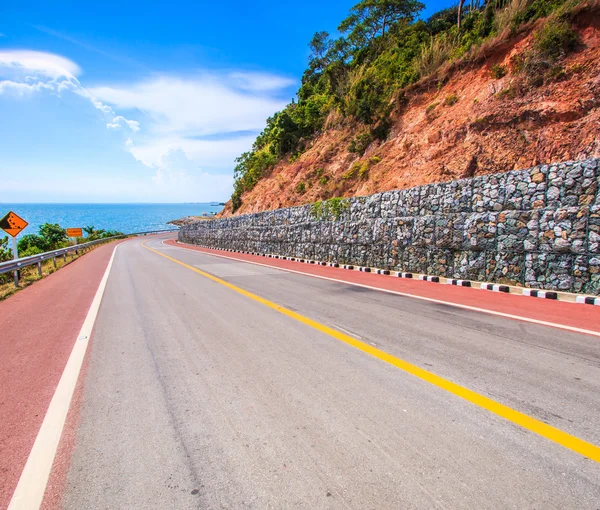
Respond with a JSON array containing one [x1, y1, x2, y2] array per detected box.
[[221, 14, 600, 217]]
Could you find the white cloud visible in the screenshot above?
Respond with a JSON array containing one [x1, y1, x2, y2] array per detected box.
[[0, 34, 6, 38], [0, 79, 54, 94], [0, 50, 139, 125], [228, 71, 295, 92], [0, 49, 295, 201], [129, 135, 255, 169], [107, 115, 140, 132], [89, 70, 294, 200], [90, 73, 290, 138], [0, 50, 80, 79]]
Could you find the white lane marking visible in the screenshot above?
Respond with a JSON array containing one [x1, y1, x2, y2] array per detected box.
[[8, 244, 120, 510], [158, 239, 600, 339]]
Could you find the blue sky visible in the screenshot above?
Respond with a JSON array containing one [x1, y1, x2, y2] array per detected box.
[[0, 0, 453, 203]]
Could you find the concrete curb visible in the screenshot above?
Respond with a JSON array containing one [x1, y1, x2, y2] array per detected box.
[[480, 283, 510, 293], [447, 279, 471, 287], [576, 296, 600, 305], [419, 275, 440, 283], [523, 289, 558, 300]]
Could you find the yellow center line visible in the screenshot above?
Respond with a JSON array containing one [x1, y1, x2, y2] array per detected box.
[[142, 240, 600, 463]]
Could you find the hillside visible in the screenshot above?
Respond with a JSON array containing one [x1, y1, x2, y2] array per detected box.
[[221, 0, 600, 217]]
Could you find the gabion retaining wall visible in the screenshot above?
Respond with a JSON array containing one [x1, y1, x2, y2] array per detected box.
[[180, 158, 600, 295]]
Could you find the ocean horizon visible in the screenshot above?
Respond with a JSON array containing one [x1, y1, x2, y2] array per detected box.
[[0, 203, 224, 238]]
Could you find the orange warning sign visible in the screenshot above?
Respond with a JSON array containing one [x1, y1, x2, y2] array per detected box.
[[0, 211, 28, 238], [66, 228, 83, 237]]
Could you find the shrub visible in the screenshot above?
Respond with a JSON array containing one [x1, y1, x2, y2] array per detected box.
[[358, 163, 370, 180], [426, 102, 439, 117], [490, 63, 507, 78], [319, 176, 329, 186], [348, 132, 374, 154], [533, 19, 578, 61], [343, 162, 361, 180], [296, 181, 307, 194], [18, 234, 49, 254], [444, 93, 459, 106]]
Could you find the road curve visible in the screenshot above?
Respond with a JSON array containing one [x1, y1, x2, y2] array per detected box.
[[51, 234, 600, 509]]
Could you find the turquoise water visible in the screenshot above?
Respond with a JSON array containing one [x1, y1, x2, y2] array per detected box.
[[0, 203, 224, 238]]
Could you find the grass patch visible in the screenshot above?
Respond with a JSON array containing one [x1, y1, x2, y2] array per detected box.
[[533, 18, 578, 60], [348, 132, 374, 155], [295, 181, 307, 194], [310, 197, 350, 220], [443, 93, 459, 106], [490, 63, 507, 78]]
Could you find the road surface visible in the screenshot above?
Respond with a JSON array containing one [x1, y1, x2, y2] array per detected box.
[[58, 235, 600, 509], [2, 234, 600, 509]]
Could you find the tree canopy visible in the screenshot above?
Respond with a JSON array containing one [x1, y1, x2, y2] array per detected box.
[[339, 0, 425, 48]]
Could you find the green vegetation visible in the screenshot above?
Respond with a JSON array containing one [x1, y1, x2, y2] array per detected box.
[[444, 92, 459, 106], [310, 197, 351, 220], [18, 223, 69, 257], [490, 63, 507, 78], [0, 237, 12, 284], [348, 132, 375, 154], [510, 16, 578, 87], [230, 0, 582, 210], [0, 224, 124, 297], [533, 18, 578, 59], [81, 226, 125, 241], [296, 181, 307, 194], [15, 223, 124, 259]]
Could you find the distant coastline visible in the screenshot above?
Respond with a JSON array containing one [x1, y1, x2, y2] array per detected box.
[[0, 203, 224, 237]]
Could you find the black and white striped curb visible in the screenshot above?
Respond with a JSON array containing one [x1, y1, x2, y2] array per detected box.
[[576, 296, 600, 305], [447, 279, 471, 287], [522, 289, 558, 300], [480, 283, 510, 293], [187, 244, 600, 302]]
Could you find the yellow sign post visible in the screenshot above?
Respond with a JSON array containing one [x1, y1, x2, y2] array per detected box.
[[66, 228, 83, 238]]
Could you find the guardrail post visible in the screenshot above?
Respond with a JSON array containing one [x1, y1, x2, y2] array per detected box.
[[13, 270, 19, 287], [37, 262, 42, 276], [63, 253, 67, 263], [53, 256, 57, 268]]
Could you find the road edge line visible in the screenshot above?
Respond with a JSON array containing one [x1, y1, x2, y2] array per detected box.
[[7, 243, 120, 510], [163, 240, 600, 339]]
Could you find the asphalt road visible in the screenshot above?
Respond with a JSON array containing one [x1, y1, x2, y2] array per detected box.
[[62, 235, 600, 509]]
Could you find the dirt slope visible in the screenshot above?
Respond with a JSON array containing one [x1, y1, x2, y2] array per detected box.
[[222, 14, 600, 216]]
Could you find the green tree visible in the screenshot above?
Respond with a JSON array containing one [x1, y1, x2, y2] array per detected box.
[[339, 0, 425, 48], [309, 31, 332, 67], [39, 223, 68, 249], [83, 226, 96, 236]]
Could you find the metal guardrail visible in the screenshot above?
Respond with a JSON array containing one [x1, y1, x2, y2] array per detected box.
[[0, 229, 177, 285]]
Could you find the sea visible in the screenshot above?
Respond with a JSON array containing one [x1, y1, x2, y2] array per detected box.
[[0, 203, 224, 238]]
